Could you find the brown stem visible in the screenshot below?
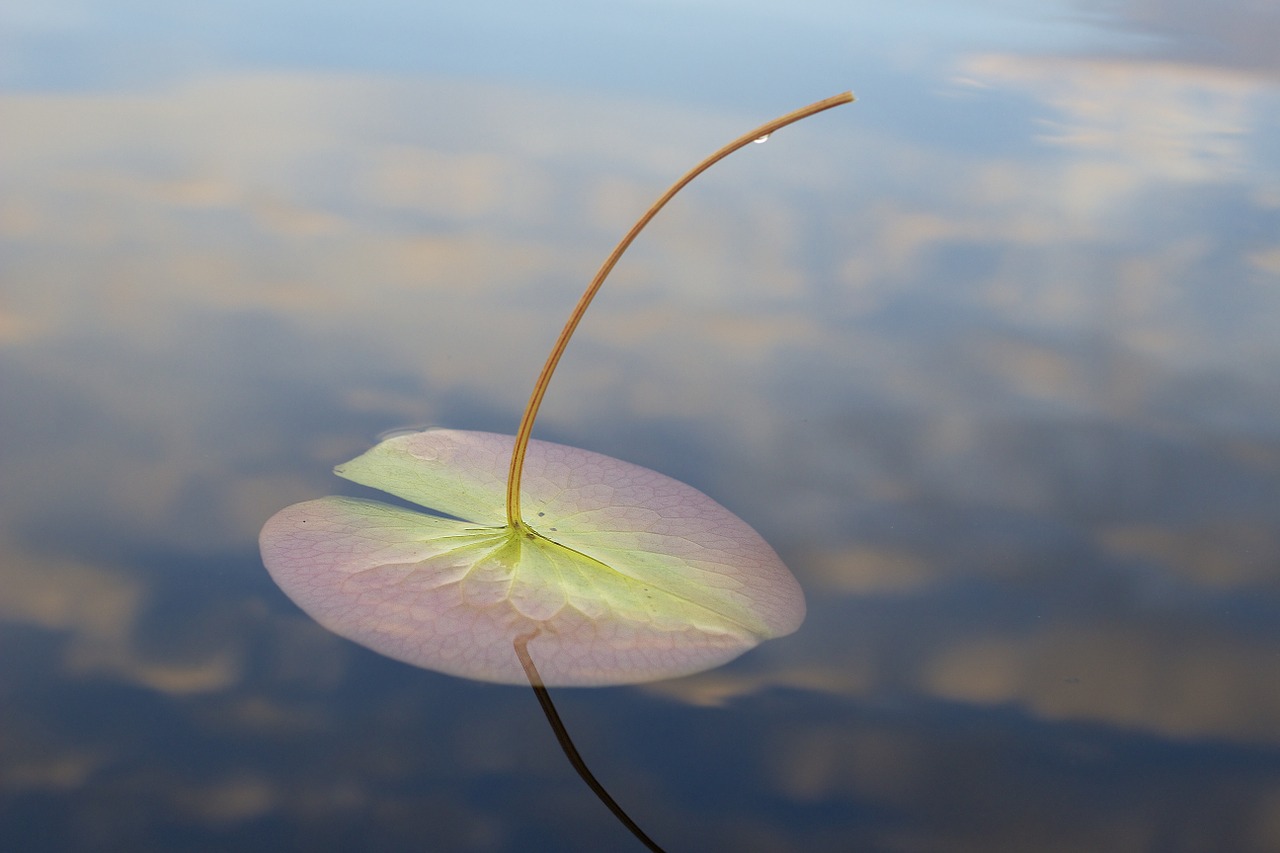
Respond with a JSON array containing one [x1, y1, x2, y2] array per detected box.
[[504, 92, 855, 527], [514, 633, 668, 853]]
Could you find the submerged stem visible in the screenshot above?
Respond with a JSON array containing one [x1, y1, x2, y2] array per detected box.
[[504, 91, 854, 527], [514, 633, 667, 853]]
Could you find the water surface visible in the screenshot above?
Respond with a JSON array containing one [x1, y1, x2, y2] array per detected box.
[[3, 1, 1280, 850]]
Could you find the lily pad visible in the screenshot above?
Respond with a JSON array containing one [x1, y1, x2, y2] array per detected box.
[[261, 428, 803, 686]]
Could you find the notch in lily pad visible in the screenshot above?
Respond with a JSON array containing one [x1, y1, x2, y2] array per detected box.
[[261, 92, 853, 851]]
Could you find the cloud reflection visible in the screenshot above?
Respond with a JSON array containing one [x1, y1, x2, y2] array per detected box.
[[961, 53, 1260, 183], [1, 58, 1279, 850]]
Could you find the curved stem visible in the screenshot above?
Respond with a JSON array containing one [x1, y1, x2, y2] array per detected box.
[[514, 634, 667, 853], [504, 91, 854, 527]]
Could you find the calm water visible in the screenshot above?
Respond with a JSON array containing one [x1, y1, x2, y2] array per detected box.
[[4, 2, 1280, 851]]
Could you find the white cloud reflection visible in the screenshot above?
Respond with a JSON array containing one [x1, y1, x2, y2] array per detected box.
[[961, 54, 1262, 183], [0, 63, 1278, 833]]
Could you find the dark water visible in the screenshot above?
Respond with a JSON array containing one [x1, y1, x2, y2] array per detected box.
[[4, 2, 1280, 851]]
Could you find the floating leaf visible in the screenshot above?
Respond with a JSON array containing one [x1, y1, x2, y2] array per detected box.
[[261, 428, 804, 685]]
